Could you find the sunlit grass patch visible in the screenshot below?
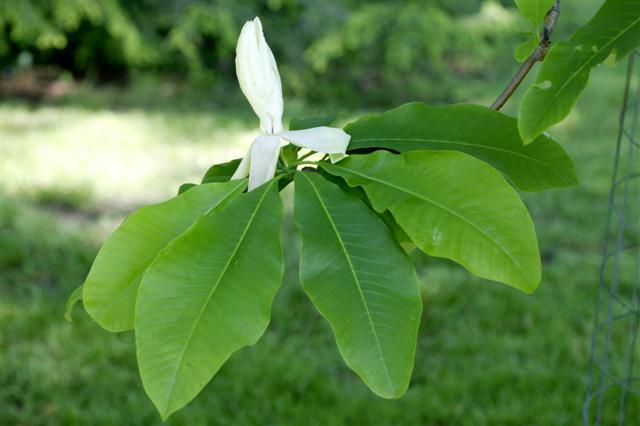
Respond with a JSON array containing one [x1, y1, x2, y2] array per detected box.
[[2, 102, 255, 207], [1, 64, 638, 425]]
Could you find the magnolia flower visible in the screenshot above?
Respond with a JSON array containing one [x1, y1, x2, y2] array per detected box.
[[231, 17, 350, 191]]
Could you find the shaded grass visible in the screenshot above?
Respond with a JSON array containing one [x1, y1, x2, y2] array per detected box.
[[1, 63, 637, 425]]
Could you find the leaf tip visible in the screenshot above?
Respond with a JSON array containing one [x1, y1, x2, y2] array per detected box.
[[520, 273, 541, 295], [64, 284, 84, 322], [517, 119, 537, 145], [371, 381, 410, 400]]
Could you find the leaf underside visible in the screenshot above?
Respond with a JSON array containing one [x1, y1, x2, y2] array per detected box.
[[346, 103, 577, 192], [294, 172, 421, 398], [322, 150, 541, 293], [318, 169, 415, 251], [83, 180, 246, 332], [135, 181, 284, 420]]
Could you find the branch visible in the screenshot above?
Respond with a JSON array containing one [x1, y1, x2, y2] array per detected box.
[[490, 0, 560, 111]]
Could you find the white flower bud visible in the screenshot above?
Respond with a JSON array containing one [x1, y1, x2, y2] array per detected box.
[[235, 17, 283, 135]]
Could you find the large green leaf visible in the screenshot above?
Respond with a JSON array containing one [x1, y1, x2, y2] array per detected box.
[[294, 172, 421, 398], [318, 169, 415, 251], [515, 0, 554, 32], [322, 151, 541, 293], [346, 103, 577, 192], [83, 180, 246, 332], [201, 158, 242, 183], [518, 0, 640, 143], [289, 112, 338, 131], [136, 181, 284, 419]]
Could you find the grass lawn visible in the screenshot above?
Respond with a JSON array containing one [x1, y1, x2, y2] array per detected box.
[[1, 63, 637, 425]]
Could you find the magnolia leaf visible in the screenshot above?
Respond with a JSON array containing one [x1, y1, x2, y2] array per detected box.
[[64, 285, 83, 322], [518, 0, 640, 143], [136, 181, 284, 420], [201, 158, 242, 183], [83, 180, 246, 332], [294, 172, 421, 398], [318, 169, 414, 251], [177, 183, 197, 194], [515, 0, 554, 32], [289, 112, 338, 131], [346, 103, 577, 192], [322, 151, 541, 293], [515, 36, 538, 62], [280, 144, 299, 166]]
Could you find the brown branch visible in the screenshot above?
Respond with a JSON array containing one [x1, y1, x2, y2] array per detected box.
[[490, 0, 560, 111]]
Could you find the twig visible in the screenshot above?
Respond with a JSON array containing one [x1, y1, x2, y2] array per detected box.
[[490, 0, 560, 111]]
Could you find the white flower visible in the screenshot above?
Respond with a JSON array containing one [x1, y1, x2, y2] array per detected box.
[[231, 17, 350, 191]]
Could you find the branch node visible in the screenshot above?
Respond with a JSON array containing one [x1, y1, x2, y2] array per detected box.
[[490, 0, 560, 111]]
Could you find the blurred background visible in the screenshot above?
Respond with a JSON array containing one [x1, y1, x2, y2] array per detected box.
[[1, 0, 637, 424]]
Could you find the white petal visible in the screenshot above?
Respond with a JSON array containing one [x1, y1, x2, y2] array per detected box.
[[231, 148, 251, 180], [280, 126, 350, 155], [248, 135, 280, 191], [236, 17, 283, 135], [329, 153, 347, 163]]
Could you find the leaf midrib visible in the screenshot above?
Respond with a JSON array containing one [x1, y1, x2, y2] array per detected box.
[[162, 181, 273, 411], [351, 137, 552, 168], [326, 163, 530, 283], [301, 173, 396, 393], [526, 15, 640, 135], [96, 181, 246, 321]]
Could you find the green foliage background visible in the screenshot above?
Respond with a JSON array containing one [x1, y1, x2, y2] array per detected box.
[[2, 0, 637, 424], [1, 0, 599, 105]]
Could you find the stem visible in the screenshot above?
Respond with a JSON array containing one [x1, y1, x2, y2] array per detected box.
[[297, 151, 315, 162], [490, 0, 560, 111], [279, 149, 289, 167], [276, 159, 320, 179], [295, 160, 319, 166]]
